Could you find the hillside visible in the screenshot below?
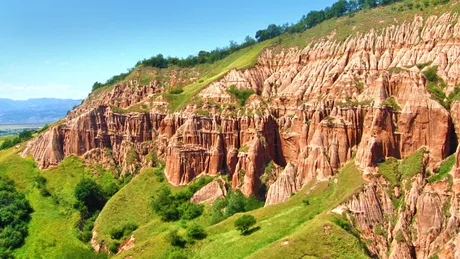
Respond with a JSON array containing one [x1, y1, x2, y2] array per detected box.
[[2, 0, 460, 258], [0, 98, 82, 124]]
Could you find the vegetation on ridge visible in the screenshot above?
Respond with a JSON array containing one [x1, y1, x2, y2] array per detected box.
[[92, 0, 445, 93]]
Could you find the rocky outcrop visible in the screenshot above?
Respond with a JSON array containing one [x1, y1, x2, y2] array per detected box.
[[23, 13, 460, 200], [190, 177, 227, 204], [265, 163, 301, 206], [336, 149, 460, 259]]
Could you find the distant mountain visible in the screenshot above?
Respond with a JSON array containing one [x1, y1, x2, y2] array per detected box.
[[0, 98, 82, 124]]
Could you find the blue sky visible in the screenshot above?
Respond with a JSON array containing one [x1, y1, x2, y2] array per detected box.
[[0, 0, 335, 100]]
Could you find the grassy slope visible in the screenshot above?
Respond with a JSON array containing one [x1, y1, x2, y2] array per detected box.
[[93, 167, 164, 247], [106, 162, 366, 259], [0, 149, 105, 259]]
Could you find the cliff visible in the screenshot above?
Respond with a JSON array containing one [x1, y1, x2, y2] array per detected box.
[[22, 11, 460, 259]]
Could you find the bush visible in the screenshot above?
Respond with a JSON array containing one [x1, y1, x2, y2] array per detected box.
[[170, 88, 184, 95], [151, 187, 180, 221], [186, 224, 207, 240], [333, 217, 352, 232], [167, 228, 186, 247], [78, 212, 99, 242], [210, 198, 228, 224], [151, 178, 211, 222], [226, 85, 255, 106], [109, 241, 119, 254], [210, 191, 263, 225], [110, 223, 137, 240], [0, 130, 35, 150], [234, 214, 257, 235], [110, 227, 124, 240], [179, 202, 204, 220]]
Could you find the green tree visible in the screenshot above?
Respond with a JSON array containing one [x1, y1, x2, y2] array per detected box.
[[74, 178, 106, 213], [0, 177, 32, 253], [234, 214, 257, 235]]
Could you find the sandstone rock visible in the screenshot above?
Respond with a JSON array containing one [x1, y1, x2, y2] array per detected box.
[[265, 163, 300, 206], [190, 177, 227, 204]]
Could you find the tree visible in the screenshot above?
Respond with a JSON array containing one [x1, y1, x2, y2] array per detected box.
[[74, 178, 106, 213], [0, 177, 32, 253], [234, 214, 256, 235]]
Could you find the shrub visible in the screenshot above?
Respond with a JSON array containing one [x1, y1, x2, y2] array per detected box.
[[110, 223, 138, 240], [167, 228, 186, 247], [151, 187, 180, 221], [382, 97, 400, 111], [428, 155, 456, 183], [225, 190, 248, 217], [170, 88, 184, 95], [186, 224, 207, 240], [210, 198, 228, 224], [333, 217, 352, 232], [234, 214, 257, 235], [110, 227, 124, 240], [151, 179, 211, 222], [395, 230, 404, 242], [226, 85, 255, 106], [210, 190, 263, 225], [109, 241, 119, 254], [78, 212, 99, 242], [178, 202, 204, 220], [423, 67, 439, 83]]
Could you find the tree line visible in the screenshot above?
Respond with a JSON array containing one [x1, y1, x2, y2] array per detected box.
[[0, 130, 34, 151], [93, 0, 449, 91]]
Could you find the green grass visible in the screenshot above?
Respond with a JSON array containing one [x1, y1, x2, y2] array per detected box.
[[428, 154, 456, 183], [92, 167, 165, 248], [0, 149, 105, 258], [378, 157, 401, 187], [400, 148, 426, 178]]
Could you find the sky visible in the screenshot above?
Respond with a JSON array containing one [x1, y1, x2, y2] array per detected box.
[[0, 0, 336, 100]]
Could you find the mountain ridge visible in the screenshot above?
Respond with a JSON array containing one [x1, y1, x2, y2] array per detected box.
[[0, 98, 82, 124]]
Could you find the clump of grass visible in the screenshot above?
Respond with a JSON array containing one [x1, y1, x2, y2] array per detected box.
[[239, 145, 249, 153], [382, 97, 401, 111], [428, 155, 456, 183]]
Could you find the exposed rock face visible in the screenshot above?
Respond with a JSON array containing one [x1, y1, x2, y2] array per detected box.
[[335, 147, 460, 259], [265, 163, 301, 206], [190, 177, 227, 204], [24, 13, 460, 201]]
